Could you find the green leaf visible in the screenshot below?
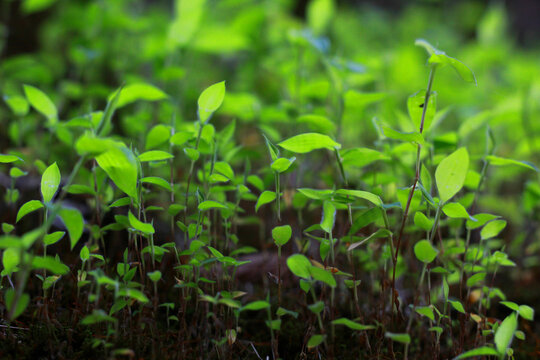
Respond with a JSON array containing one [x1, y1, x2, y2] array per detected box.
[[332, 318, 375, 331], [128, 211, 155, 234], [2, 223, 14, 234], [297, 114, 336, 134], [9, 167, 26, 179], [75, 134, 121, 156], [347, 229, 391, 251], [341, 148, 389, 168], [110, 197, 131, 208], [500, 301, 519, 312], [385, 332, 411, 344], [3, 95, 29, 116], [214, 161, 234, 180], [481, 220, 507, 240], [43, 231, 65, 246], [414, 212, 433, 231], [298, 188, 333, 200], [334, 189, 383, 207], [184, 148, 200, 161], [278, 133, 341, 153], [41, 162, 61, 203], [381, 126, 424, 145], [3, 248, 20, 274], [449, 300, 466, 314], [310, 266, 336, 287], [0, 154, 22, 163], [141, 177, 172, 191], [23, 84, 57, 124], [32, 256, 69, 275], [307, 0, 334, 34], [168, 0, 206, 48], [59, 208, 84, 249], [466, 272, 486, 287], [81, 309, 117, 325], [435, 147, 469, 203], [241, 300, 270, 311], [466, 213, 499, 230], [414, 240, 438, 263], [428, 53, 477, 85], [5, 289, 29, 320], [109, 83, 168, 108], [455, 346, 499, 359], [138, 150, 173, 162], [145, 124, 171, 150], [320, 201, 336, 234], [518, 305, 534, 321], [16, 200, 44, 222], [286, 254, 312, 279], [486, 155, 538, 172], [117, 288, 149, 303], [198, 200, 227, 211], [495, 312, 517, 356], [80, 246, 90, 261], [96, 145, 139, 200], [307, 334, 326, 348], [148, 270, 162, 283], [272, 225, 292, 246], [276, 307, 299, 318], [415, 38, 438, 55], [416, 40, 476, 84], [416, 306, 435, 321], [170, 131, 193, 146], [443, 202, 475, 220], [198, 81, 226, 123], [271, 157, 296, 173], [408, 90, 437, 131], [255, 191, 276, 212]]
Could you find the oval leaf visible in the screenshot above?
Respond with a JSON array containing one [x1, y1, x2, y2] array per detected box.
[[16, 200, 44, 223], [41, 162, 61, 203], [278, 133, 341, 153], [436, 147, 469, 203]]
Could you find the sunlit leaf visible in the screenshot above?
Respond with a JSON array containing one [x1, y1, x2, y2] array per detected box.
[[481, 220, 507, 240], [486, 155, 538, 172], [32, 256, 69, 275], [436, 148, 469, 203], [255, 191, 276, 212], [414, 240, 438, 263], [109, 83, 168, 108], [128, 211, 155, 234], [198, 200, 227, 211], [495, 312, 517, 356], [455, 346, 499, 359], [272, 225, 292, 246], [16, 200, 44, 222], [198, 81, 226, 123], [138, 150, 173, 162], [241, 300, 270, 311], [23, 84, 57, 124], [287, 254, 311, 279], [41, 162, 61, 203], [59, 207, 84, 249], [279, 133, 341, 153], [96, 145, 138, 200]]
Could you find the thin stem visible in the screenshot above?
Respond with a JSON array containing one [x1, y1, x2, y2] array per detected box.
[[184, 122, 204, 224], [391, 66, 437, 317]]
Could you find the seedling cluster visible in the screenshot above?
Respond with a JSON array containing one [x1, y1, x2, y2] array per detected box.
[[0, 1, 538, 359]]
